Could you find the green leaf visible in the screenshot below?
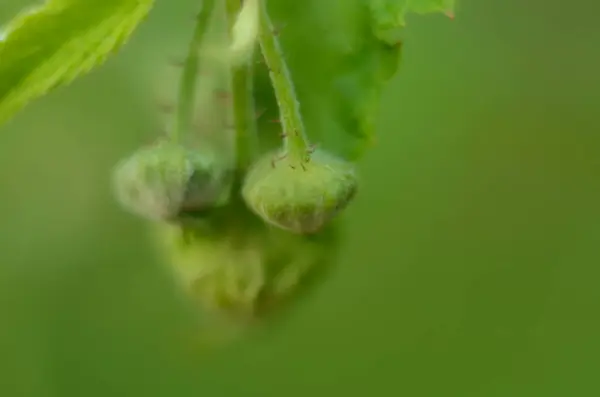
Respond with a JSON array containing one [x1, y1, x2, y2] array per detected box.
[[0, 0, 154, 126], [369, 0, 455, 44], [253, 0, 455, 160]]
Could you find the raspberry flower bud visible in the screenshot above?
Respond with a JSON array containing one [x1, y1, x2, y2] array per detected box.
[[156, 206, 341, 327], [242, 148, 358, 233], [112, 140, 232, 222]]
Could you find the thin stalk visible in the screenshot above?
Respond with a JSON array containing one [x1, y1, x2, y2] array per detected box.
[[225, 0, 259, 170], [172, 0, 217, 142], [257, 0, 309, 161]]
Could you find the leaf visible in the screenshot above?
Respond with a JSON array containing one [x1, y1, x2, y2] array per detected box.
[[253, 0, 455, 160], [0, 0, 154, 126], [369, 0, 455, 44]]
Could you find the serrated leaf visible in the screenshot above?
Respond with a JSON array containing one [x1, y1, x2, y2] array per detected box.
[[253, 0, 454, 160], [0, 0, 154, 126]]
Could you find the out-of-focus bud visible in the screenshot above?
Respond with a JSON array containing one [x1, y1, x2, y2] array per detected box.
[[112, 140, 232, 222]]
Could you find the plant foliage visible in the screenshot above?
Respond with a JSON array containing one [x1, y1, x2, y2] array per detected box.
[[253, 0, 455, 160], [0, 0, 154, 125], [0, 0, 455, 331]]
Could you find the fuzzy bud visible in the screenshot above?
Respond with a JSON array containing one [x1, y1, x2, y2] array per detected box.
[[156, 206, 340, 328], [112, 141, 232, 222], [242, 149, 358, 233]]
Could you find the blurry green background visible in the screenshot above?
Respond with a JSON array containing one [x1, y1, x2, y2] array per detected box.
[[1, 0, 599, 396]]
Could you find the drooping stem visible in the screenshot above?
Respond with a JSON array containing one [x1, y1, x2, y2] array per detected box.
[[257, 0, 310, 161], [172, 0, 217, 142], [225, 0, 259, 170]]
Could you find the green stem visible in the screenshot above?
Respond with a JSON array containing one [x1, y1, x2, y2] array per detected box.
[[225, 0, 259, 170], [172, 0, 216, 142], [257, 0, 310, 161]]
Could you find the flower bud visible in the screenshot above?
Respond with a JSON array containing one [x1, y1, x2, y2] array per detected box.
[[112, 141, 232, 222], [156, 207, 341, 327], [242, 148, 358, 233]]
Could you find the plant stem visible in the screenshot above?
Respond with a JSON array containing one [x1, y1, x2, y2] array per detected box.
[[225, 0, 259, 170], [257, 0, 310, 161], [172, 0, 216, 142]]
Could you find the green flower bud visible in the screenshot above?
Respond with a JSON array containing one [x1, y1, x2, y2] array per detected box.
[[112, 141, 232, 222], [242, 148, 358, 234], [155, 202, 340, 328]]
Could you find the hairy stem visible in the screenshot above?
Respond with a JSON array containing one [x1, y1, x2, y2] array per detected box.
[[225, 0, 259, 170], [172, 0, 216, 142], [257, 0, 310, 162]]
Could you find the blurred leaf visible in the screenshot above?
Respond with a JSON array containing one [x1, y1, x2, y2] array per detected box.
[[0, 0, 154, 126], [369, 0, 455, 43], [254, 0, 454, 160]]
